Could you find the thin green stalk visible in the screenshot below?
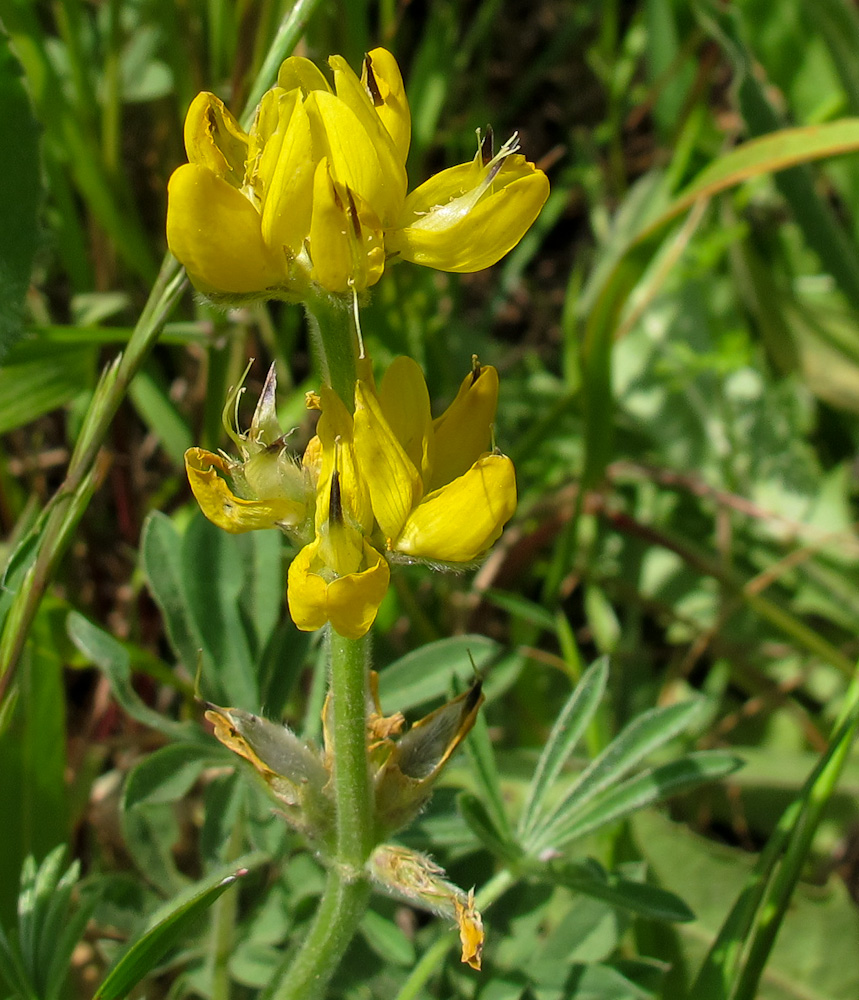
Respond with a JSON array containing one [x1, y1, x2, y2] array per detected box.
[[268, 290, 371, 997], [0, 256, 186, 698], [692, 663, 859, 1000], [729, 667, 859, 1000], [240, 0, 328, 126]]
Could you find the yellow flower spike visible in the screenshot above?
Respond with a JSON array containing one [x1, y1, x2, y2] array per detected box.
[[185, 447, 307, 534], [166, 164, 283, 295], [361, 48, 410, 165], [287, 535, 390, 639], [377, 356, 435, 486], [353, 379, 423, 542], [395, 453, 517, 562], [308, 160, 386, 294], [430, 362, 499, 490], [170, 47, 546, 300], [386, 133, 549, 272], [183, 92, 248, 185]]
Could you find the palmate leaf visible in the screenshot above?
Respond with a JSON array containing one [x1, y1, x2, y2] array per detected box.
[[518, 656, 609, 842], [546, 858, 695, 923], [0, 846, 95, 1000], [530, 751, 742, 855], [522, 692, 711, 853]]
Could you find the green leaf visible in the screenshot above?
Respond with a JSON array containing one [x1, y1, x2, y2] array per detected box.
[[180, 514, 259, 709], [545, 859, 695, 923], [123, 743, 220, 809], [526, 698, 710, 850], [0, 31, 41, 359], [458, 793, 521, 862], [359, 909, 415, 967], [140, 511, 207, 676], [94, 862, 260, 1000], [377, 635, 501, 713], [0, 340, 97, 433], [519, 657, 609, 841], [0, 622, 68, 927], [462, 699, 513, 839], [66, 610, 196, 742], [537, 751, 742, 851]]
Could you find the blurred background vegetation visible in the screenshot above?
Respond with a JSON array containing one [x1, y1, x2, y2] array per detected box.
[[2, 0, 859, 997]]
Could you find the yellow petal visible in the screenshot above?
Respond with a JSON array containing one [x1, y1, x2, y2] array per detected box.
[[305, 88, 404, 226], [245, 86, 290, 200], [286, 540, 331, 632], [326, 542, 390, 639], [287, 538, 389, 639], [185, 447, 305, 533], [312, 387, 370, 531], [328, 55, 407, 221], [395, 454, 516, 561], [378, 357, 434, 486], [308, 159, 385, 294], [454, 890, 484, 971], [183, 92, 248, 186], [362, 48, 410, 165], [276, 56, 332, 94], [430, 363, 498, 490], [260, 94, 315, 254], [353, 380, 423, 542], [388, 155, 549, 272], [167, 164, 283, 294]]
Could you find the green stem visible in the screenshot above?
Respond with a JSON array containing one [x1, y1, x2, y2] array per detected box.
[[329, 630, 376, 865], [270, 634, 373, 1000], [304, 294, 360, 409], [271, 870, 371, 1000]]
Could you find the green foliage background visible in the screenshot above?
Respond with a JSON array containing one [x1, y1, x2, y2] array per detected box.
[[1, 0, 859, 997]]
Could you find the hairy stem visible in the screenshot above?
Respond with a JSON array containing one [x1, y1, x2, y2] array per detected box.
[[304, 294, 360, 410]]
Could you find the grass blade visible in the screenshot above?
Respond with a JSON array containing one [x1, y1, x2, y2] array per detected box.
[[94, 861, 260, 1000]]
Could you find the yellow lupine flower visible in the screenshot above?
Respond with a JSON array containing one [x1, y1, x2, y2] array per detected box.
[[353, 357, 517, 564], [166, 48, 549, 300], [287, 385, 389, 639], [184, 363, 313, 536]]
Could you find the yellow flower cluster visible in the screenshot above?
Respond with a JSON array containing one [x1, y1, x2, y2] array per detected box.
[[166, 47, 549, 299], [185, 357, 516, 638]]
